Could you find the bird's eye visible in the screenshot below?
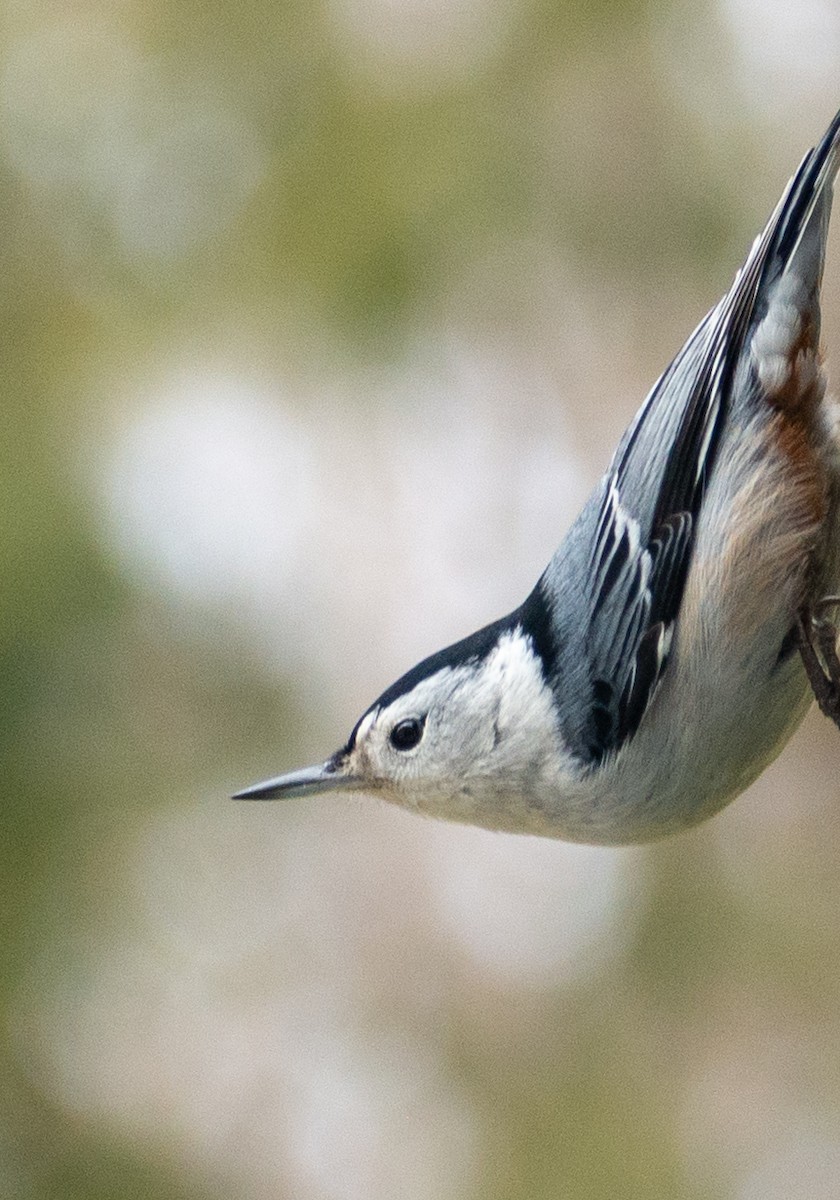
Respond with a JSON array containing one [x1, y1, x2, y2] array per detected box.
[[389, 716, 425, 752]]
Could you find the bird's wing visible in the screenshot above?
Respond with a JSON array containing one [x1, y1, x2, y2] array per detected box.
[[559, 109, 840, 764]]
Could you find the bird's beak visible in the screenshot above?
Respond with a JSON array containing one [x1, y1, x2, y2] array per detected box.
[[232, 759, 362, 801]]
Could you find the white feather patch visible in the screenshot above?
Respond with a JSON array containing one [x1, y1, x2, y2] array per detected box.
[[751, 272, 810, 398]]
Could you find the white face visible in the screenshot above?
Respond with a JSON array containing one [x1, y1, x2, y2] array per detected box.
[[340, 631, 566, 825]]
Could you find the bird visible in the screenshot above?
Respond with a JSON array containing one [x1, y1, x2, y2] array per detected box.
[[235, 108, 840, 846]]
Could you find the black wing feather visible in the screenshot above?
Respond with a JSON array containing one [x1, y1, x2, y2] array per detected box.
[[576, 111, 840, 763]]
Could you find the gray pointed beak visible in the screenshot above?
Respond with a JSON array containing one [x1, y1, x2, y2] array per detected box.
[[232, 760, 362, 801]]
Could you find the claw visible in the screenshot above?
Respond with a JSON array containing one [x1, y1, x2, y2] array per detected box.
[[798, 602, 840, 729]]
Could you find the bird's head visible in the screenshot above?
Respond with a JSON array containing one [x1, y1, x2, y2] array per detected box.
[[234, 620, 566, 831]]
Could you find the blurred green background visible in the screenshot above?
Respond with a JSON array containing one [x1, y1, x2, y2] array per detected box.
[[2, 0, 840, 1197]]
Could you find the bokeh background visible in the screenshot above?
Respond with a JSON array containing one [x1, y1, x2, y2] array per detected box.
[[3, 1, 840, 1197]]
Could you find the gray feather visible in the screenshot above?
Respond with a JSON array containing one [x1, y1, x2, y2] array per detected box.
[[540, 110, 840, 764]]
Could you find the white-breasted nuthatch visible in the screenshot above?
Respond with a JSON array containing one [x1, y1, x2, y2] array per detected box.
[[235, 109, 840, 845]]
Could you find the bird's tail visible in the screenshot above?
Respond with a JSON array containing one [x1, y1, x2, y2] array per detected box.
[[761, 108, 840, 298], [749, 109, 840, 408]]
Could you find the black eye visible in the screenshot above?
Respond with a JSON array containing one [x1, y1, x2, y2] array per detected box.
[[389, 716, 425, 752]]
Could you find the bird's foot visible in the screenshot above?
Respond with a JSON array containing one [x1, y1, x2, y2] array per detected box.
[[798, 596, 840, 729]]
